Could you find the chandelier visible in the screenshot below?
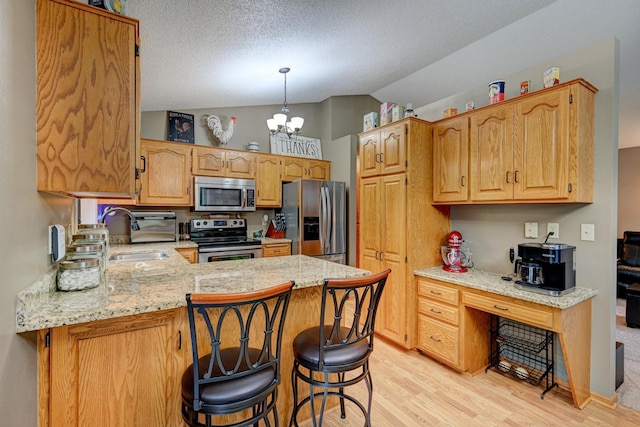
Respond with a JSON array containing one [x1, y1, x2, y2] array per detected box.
[[266, 67, 304, 136]]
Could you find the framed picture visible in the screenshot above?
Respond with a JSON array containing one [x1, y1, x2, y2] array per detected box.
[[167, 111, 195, 144]]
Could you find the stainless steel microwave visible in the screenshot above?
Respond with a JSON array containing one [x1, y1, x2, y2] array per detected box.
[[193, 176, 256, 212]]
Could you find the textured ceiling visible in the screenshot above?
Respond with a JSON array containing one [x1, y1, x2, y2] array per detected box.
[[126, 0, 640, 148], [127, 0, 556, 110]]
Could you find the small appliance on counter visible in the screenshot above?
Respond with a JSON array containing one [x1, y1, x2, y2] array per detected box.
[[441, 231, 472, 273], [515, 242, 576, 296], [130, 211, 177, 243]]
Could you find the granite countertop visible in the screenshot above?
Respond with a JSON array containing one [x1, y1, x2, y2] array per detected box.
[[260, 237, 292, 244], [16, 243, 368, 333], [414, 266, 597, 310]]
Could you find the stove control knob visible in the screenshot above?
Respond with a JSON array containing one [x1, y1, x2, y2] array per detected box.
[[194, 221, 201, 227], [232, 220, 237, 225], [203, 221, 208, 226]]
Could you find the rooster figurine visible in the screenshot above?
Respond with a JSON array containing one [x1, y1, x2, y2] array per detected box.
[[206, 115, 236, 146]]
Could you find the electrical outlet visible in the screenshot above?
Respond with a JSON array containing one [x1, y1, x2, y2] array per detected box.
[[581, 224, 595, 241], [547, 223, 559, 239], [524, 222, 538, 238]]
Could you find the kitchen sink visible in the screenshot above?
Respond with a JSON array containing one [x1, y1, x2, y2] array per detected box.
[[109, 250, 169, 263]]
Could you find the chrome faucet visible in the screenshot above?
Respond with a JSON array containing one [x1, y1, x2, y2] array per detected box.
[[100, 206, 141, 231]]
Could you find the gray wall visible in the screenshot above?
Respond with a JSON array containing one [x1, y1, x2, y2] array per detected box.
[[140, 96, 377, 267], [0, 0, 76, 424], [618, 146, 640, 237], [2, 1, 630, 423], [416, 39, 619, 398], [141, 95, 379, 152]]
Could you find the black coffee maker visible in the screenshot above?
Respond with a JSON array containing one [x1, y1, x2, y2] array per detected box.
[[515, 243, 576, 296]]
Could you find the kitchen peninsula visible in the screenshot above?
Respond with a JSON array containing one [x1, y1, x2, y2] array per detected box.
[[17, 245, 368, 426]]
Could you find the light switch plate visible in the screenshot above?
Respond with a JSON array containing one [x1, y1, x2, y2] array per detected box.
[[524, 222, 538, 238], [581, 224, 595, 241]]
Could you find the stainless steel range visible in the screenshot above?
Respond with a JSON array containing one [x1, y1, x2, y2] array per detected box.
[[189, 218, 262, 263]]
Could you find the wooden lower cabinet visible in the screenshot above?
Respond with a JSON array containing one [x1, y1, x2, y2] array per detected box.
[[37, 285, 341, 426], [359, 174, 408, 346], [418, 315, 460, 366], [416, 278, 462, 368], [414, 275, 594, 408], [175, 247, 197, 264], [39, 309, 187, 427], [262, 242, 291, 257]]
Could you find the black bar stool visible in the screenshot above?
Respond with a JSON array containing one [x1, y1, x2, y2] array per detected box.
[[182, 281, 294, 427], [289, 269, 391, 426]]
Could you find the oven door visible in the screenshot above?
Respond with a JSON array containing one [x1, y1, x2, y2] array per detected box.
[[198, 245, 262, 263]]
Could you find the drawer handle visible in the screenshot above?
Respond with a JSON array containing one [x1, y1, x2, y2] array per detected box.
[[430, 309, 442, 314], [430, 336, 441, 343], [430, 290, 442, 295], [493, 304, 509, 311]]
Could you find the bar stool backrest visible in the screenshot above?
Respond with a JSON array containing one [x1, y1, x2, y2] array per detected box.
[[318, 269, 391, 370], [185, 281, 294, 412]]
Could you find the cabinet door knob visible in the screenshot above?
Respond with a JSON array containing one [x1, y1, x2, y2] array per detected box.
[[505, 171, 510, 183], [514, 170, 519, 183], [140, 155, 147, 173], [461, 175, 466, 187]]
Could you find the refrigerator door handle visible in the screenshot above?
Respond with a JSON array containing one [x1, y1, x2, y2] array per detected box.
[[321, 185, 331, 254], [319, 186, 326, 252], [324, 187, 334, 254]]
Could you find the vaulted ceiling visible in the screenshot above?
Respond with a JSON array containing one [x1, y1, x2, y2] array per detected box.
[[126, 0, 640, 148]]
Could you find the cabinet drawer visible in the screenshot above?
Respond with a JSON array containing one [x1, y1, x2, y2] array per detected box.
[[417, 314, 459, 366], [418, 297, 459, 326], [262, 243, 291, 257], [463, 292, 554, 330], [417, 279, 459, 305]]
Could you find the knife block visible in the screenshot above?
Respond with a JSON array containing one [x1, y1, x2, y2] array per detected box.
[[265, 222, 285, 238]]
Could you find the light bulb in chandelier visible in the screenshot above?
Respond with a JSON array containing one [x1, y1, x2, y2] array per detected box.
[[267, 67, 304, 136]]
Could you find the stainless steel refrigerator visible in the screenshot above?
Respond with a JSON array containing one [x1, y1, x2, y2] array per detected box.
[[282, 179, 346, 264]]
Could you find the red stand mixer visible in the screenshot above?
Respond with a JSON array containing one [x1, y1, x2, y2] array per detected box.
[[441, 231, 471, 273]]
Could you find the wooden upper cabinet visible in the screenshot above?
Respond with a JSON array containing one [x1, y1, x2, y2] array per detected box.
[[512, 87, 570, 201], [359, 122, 406, 177], [433, 117, 469, 202], [359, 132, 380, 177], [192, 147, 255, 179], [435, 78, 596, 204], [281, 157, 330, 181], [138, 139, 192, 206], [36, 0, 140, 197], [255, 154, 282, 207], [469, 105, 513, 201]]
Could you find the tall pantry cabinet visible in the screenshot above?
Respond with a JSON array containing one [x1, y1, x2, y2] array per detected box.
[[358, 118, 450, 349]]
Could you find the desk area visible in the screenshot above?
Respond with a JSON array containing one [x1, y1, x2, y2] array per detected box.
[[414, 266, 597, 409]]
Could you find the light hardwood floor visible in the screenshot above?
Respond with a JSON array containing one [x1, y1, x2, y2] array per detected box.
[[295, 337, 640, 426]]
